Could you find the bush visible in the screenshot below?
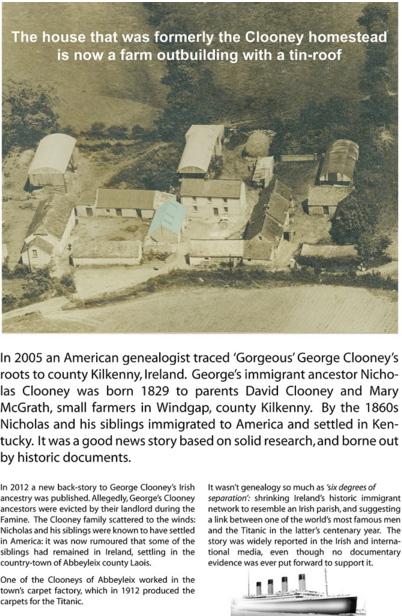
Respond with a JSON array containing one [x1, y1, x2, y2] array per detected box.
[[2, 293, 18, 311]]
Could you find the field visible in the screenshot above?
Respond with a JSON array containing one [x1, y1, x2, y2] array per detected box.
[[3, 286, 397, 334]]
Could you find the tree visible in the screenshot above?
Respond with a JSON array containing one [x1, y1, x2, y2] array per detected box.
[[330, 189, 378, 245], [3, 80, 59, 155], [356, 231, 391, 265]]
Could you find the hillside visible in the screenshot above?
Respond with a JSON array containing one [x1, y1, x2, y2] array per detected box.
[[3, 3, 398, 129]]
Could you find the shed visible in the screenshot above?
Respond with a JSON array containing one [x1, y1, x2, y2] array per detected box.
[[147, 199, 187, 243], [307, 186, 352, 215], [319, 140, 359, 186], [252, 157, 275, 187], [177, 125, 224, 176], [72, 240, 142, 266], [28, 133, 78, 189]]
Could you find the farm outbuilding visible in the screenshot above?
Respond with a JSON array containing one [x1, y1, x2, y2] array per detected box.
[[307, 186, 352, 215], [147, 199, 187, 244], [188, 239, 244, 266], [319, 140, 359, 186], [177, 125, 225, 177], [180, 179, 246, 219], [72, 240, 142, 266], [76, 189, 172, 218], [20, 194, 76, 267], [28, 133, 78, 190]]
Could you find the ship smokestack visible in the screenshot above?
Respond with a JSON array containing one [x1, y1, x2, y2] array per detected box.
[[256, 582, 262, 596], [299, 574, 306, 591], [268, 580, 274, 595], [282, 577, 288, 593]]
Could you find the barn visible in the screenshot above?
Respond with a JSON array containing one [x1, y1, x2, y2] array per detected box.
[[28, 133, 78, 190], [307, 186, 352, 215], [177, 125, 225, 178], [72, 240, 142, 266], [85, 189, 172, 219], [20, 194, 76, 267], [319, 140, 359, 186], [147, 199, 187, 243]]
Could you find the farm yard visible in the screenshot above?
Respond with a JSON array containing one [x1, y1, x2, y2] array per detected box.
[[3, 286, 397, 334]]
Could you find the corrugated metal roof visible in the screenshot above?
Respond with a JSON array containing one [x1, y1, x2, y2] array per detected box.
[[177, 125, 224, 174], [148, 199, 187, 236], [189, 240, 244, 258], [28, 133, 77, 175], [74, 240, 142, 259], [181, 178, 242, 199], [301, 244, 357, 258], [25, 194, 75, 241], [308, 186, 352, 207], [320, 139, 359, 182]]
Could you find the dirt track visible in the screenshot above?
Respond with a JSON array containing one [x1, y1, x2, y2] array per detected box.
[[3, 286, 397, 334]]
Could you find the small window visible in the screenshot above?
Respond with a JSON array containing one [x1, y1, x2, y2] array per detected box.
[[106, 209, 111, 213], [207, 197, 212, 204], [223, 198, 228, 203], [224, 207, 229, 213], [32, 249, 38, 258], [193, 205, 198, 212], [213, 208, 219, 216], [192, 197, 197, 202], [204, 257, 210, 261], [258, 235, 263, 241]]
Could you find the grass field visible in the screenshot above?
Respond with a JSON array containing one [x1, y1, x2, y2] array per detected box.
[[3, 286, 397, 334]]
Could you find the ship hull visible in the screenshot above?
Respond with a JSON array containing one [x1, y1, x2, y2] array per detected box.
[[234, 596, 358, 614]]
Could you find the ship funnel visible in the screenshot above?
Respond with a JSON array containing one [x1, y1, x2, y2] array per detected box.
[[268, 579, 274, 595], [256, 582, 262, 596], [282, 577, 288, 592], [298, 574, 306, 591]]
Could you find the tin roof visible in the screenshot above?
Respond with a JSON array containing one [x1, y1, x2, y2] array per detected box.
[[320, 139, 359, 182], [177, 125, 224, 174], [28, 133, 76, 175], [148, 199, 187, 236]]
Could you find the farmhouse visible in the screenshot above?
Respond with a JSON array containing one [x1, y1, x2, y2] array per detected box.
[[180, 179, 246, 219], [307, 186, 352, 215], [28, 133, 78, 191], [319, 139, 359, 186], [76, 189, 172, 218], [147, 199, 187, 244], [243, 179, 292, 263], [252, 156, 275, 187], [177, 125, 225, 178], [188, 239, 244, 266], [20, 194, 76, 267], [72, 240, 142, 266]]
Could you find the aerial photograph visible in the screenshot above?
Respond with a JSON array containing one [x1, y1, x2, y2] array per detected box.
[[2, 2, 398, 333]]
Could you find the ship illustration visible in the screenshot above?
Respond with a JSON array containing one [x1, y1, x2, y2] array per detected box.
[[233, 572, 358, 614]]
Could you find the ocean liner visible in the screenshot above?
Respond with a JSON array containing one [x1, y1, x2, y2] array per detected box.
[[233, 573, 358, 614]]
